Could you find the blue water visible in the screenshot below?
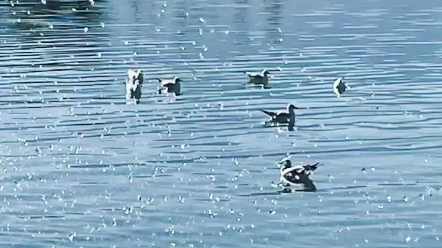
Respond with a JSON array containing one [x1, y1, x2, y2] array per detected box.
[[1, 0, 442, 247]]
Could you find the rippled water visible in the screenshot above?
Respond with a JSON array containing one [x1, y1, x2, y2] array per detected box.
[[1, 0, 442, 247]]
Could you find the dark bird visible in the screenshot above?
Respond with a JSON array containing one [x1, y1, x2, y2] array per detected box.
[[333, 77, 349, 97], [244, 69, 271, 88], [156, 77, 182, 96], [277, 158, 320, 192], [260, 104, 300, 131]]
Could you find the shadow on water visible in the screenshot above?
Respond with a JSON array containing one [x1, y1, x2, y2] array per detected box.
[[1, 0, 111, 78], [172, 0, 192, 59], [3, 0, 108, 35], [233, 0, 251, 46], [141, 0, 159, 26], [239, 183, 424, 197], [172, 0, 189, 34], [130, 0, 143, 24], [237, 185, 368, 197], [0, 0, 119, 98], [263, 0, 283, 45]]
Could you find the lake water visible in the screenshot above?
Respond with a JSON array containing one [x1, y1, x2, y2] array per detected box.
[[1, 0, 442, 247]]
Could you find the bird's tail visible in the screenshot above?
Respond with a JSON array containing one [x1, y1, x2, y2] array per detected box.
[[307, 162, 320, 171], [259, 109, 274, 117]]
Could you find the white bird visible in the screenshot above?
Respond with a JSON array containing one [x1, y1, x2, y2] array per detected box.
[[244, 69, 271, 88], [156, 77, 182, 96], [124, 69, 143, 104], [333, 77, 349, 97]]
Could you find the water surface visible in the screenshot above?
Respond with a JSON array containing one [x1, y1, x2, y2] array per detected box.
[[1, 0, 442, 247]]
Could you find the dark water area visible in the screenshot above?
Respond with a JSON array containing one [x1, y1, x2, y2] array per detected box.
[[1, 0, 442, 247]]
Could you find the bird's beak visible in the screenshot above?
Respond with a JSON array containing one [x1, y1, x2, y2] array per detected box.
[[277, 159, 288, 167]]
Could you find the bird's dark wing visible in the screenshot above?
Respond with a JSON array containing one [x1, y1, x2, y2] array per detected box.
[[162, 82, 174, 90], [250, 75, 263, 79], [295, 173, 316, 190], [260, 109, 277, 117], [274, 113, 290, 123], [283, 168, 317, 192], [283, 169, 306, 184], [283, 172, 301, 184], [245, 72, 263, 79]]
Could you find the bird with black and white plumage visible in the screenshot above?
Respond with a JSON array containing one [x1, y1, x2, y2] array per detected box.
[[277, 157, 320, 192], [259, 104, 300, 131], [333, 77, 350, 97], [244, 69, 272, 88], [124, 69, 144, 104], [156, 76, 182, 96]]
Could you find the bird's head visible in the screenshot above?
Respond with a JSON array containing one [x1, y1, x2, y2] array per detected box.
[[277, 158, 292, 172], [173, 77, 182, 83], [288, 104, 300, 111], [127, 69, 143, 90]]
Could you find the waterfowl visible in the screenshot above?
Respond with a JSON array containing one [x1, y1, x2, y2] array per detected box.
[[244, 69, 271, 88], [333, 77, 349, 97], [124, 69, 143, 104], [278, 158, 320, 192], [156, 77, 182, 96], [260, 104, 300, 131]]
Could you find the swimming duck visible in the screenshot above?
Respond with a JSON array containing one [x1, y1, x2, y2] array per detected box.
[[244, 69, 271, 88], [124, 69, 144, 104], [333, 77, 349, 97], [278, 158, 320, 192], [156, 77, 182, 96], [260, 104, 300, 131]]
